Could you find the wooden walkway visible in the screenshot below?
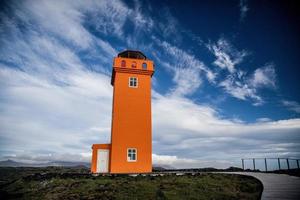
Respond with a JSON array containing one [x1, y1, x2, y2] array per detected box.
[[226, 172, 300, 200]]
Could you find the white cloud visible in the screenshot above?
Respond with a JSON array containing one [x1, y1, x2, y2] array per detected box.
[[152, 154, 232, 169], [256, 118, 272, 123], [152, 94, 300, 168], [0, 65, 113, 154], [8, 0, 151, 54], [156, 39, 215, 97], [207, 38, 248, 73], [152, 154, 198, 168], [249, 64, 276, 88], [219, 74, 263, 105], [153, 95, 300, 138], [218, 64, 277, 105], [18, 0, 93, 49], [207, 38, 277, 105], [282, 100, 300, 114]]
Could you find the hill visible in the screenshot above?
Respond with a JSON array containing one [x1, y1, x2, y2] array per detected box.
[[0, 159, 90, 168]]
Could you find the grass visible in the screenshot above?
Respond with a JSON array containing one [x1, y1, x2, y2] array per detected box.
[[0, 167, 262, 200]]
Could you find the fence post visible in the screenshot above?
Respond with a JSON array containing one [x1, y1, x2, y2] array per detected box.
[[297, 160, 299, 169], [278, 158, 281, 170], [264, 158, 268, 172], [242, 159, 244, 170], [253, 158, 256, 171], [287, 159, 290, 170]]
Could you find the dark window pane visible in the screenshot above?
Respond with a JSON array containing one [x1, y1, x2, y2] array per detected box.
[[121, 60, 126, 67], [142, 63, 147, 69], [132, 62, 137, 68]]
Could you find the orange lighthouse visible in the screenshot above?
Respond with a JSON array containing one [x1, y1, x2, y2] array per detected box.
[[91, 50, 154, 174]]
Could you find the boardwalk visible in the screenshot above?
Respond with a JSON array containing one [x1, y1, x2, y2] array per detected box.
[[226, 172, 300, 200]]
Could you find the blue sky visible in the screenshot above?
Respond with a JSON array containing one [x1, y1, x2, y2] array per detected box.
[[0, 0, 299, 169]]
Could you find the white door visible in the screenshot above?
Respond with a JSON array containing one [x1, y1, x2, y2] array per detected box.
[[96, 149, 109, 173]]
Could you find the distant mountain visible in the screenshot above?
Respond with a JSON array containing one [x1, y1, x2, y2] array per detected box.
[[225, 167, 243, 172], [0, 159, 90, 168], [0, 160, 243, 172], [47, 161, 90, 168], [0, 160, 177, 170], [0, 159, 26, 167], [152, 164, 176, 171]]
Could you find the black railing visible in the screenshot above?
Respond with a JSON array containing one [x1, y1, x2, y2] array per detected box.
[[241, 158, 300, 172]]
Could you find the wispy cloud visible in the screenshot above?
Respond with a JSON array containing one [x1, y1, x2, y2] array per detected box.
[[155, 39, 215, 97], [207, 37, 248, 73], [219, 64, 276, 105], [249, 64, 276, 89], [80, 0, 132, 38], [157, 7, 182, 43], [239, 0, 249, 21], [282, 100, 300, 114], [17, 0, 93, 49], [256, 118, 272, 123], [131, 0, 154, 31], [219, 73, 263, 105], [207, 38, 276, 105]]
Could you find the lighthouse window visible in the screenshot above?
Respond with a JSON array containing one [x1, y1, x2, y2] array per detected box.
[[121, 60, 126, 67], [131, 61, 137, 68], [142, 63, 147, 69], [127, 148, 137, 162], [129, 77, 138, 88]]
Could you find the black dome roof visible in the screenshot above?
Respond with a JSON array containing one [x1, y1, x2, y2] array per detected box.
[[118, 50, 147, 60]]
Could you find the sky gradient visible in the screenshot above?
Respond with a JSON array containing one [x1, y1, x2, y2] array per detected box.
[[0, 0, 300, 169]]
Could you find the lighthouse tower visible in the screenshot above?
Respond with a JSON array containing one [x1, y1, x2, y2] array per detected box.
[[91, 50, 154, 173]]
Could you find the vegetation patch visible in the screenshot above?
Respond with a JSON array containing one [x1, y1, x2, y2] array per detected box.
[[0, 167, 262, 200]]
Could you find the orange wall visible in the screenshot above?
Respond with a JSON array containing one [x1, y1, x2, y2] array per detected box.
[[91, 144, 111, 173], [110, 57, 153, 173]]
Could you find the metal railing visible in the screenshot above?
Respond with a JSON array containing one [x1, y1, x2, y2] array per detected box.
[[241, 158, 300, 172]]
